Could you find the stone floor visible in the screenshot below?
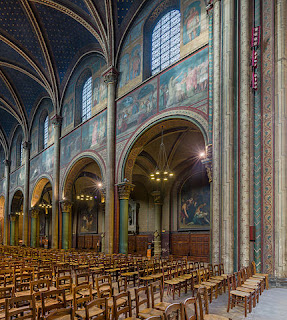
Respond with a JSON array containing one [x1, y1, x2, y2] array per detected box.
[[164, 287, 287, 320]]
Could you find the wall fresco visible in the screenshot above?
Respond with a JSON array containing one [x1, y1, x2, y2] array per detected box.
[[116, 79, 157, 136], [10, 166, 25, 191], [182, 1, 201, 45], [60, 129, 81, 167], [30, 146, 54, 182], [159, 47, 208, 110], [82, 111, 107, 150]]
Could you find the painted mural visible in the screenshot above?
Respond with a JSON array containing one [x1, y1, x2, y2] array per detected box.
[[62, 96, 74, 129], [182, 1, 201, 45], [30, 146, 54, 182], [82, 111, 107, 150], [119, 54, 130, 88], [60, 129, 81, 167], [178, 168, 210, 230], [0, 179, 6, 195], [116, 79, 157, 136], [159, 47, 208, 110], [0, 150, 5, 179], [92, 76, 107, 113], [77, 202, 98, 234], [10, 166, 25, 191]]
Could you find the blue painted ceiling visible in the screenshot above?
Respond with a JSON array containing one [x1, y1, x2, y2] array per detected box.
[[0, 0, 147, 145]]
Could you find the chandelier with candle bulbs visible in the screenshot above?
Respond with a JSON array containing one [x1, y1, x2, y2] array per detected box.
[[150, 127, 174, 183]]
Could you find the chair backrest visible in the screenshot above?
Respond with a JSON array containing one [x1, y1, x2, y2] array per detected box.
[[183, 297, 197, 320], [213, 264, 219, 276], [219, 263, 224, 275], [135, 286, 150, 317], [117, 277, 127, 293], [251, 261, 256, 275], [150, 280, 164, 308], [165, 303, 183, 320], [113, 291, 131, 320], [56, 276, 73, 293], [41, 289, 66, 316], [75, 272, 90, 286], [37, 270, 53, 281], [44, 307, 73, 320], [86, 297, 107, 320], [73, 284, 92, 311], [5, 294, 36, 320], [196, 287, 209, 320], [95, 275, 112, 298]]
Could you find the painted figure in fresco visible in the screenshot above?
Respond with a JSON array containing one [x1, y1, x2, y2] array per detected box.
[[91, 120, 98, 146], [180, 198, 195, 225], [120, 56, 130, 87], [186, 7, 200, 41], [191, 203, 209, 225], [131, 48, 141, 79], [93, 78, 101, 106]]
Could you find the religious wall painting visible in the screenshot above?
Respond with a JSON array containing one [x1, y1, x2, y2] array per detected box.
[[82, 111, 107, 150], [10, 146, 16, 172], [9, 166, 25, 191], [30, 127, 38, 157], [116, 79, 157, 136], [178, 169, 210, 230], [60, 129, 81, 167], [130, 44, 141, 80], [0, 179, 6, 195], [182, 1, 201, 45], [130, 20, 144, 43], [77, 202, 98, 234], [159, 47, 208, 111], [119, 54, 130, 88], [30, 146, 54, 182], [62, 97, 74, 129], [92, 76, 107, 113]]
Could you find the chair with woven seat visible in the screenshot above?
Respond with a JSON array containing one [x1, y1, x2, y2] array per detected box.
[[183, 297, 198, 320], [226, 275, 252, 317], [235, 272, 259, 307], [0, 286, 14, 320], [197, 287, 231, 320], [164, 302, 184, 320], [73, 284, 92, 319], [56, 276, 76, 305], [135, 286, 163, 319], [113, 291, 140, 320], [85, 297, 107, 320], [44, 307, 74, 320], [150, 280, 170, 312], [162, 267, 183, 300], [251, 261, 269, 289], [41, 288, 67, 319], [5, 294, 36, 320]]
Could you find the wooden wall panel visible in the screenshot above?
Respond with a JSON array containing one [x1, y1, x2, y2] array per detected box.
[[78, 235, 84, 248], [85, 235, 93, 249], [128, 235, 148, 255]]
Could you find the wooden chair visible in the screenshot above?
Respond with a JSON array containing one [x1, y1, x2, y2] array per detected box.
[[162, 267, 183, 300], [226, 275, 252, 317], [85, 297, 107, 320], [73, 284, 92, 319], [183, 297, 197, 320], [113, 291, 139, 320], [251, 261, 269, 289], [41, 289, 67, 318], [197, 287, 230, 320], [150, 280, 170, 312], [164, 303, 184, 320], [0, 286, 14, 320], [5, 294, 36, 320], [135, 286, 163, 319], [235, 272, 258, 308], [44, 307, 74, 320], [56, 276, 75, 305]]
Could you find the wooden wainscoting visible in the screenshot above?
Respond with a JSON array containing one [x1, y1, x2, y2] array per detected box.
[[128, 234, 149, 255], [171, 232, 210, 262], [77, 234, 101, 250]]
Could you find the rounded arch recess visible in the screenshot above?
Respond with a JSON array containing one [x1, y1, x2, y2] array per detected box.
[[31, 176, 52, 208], [61, 152, 105, 201], [117, 111, 208, 183]]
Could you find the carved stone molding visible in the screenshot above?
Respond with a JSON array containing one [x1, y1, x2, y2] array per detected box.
[[51, 114, 62, 127], [22, 141, 31, 150], [30, 208, 39, 218], [117, 182, 135, 200], [4, 159, 11, 167], [103, 67, 119, 85]]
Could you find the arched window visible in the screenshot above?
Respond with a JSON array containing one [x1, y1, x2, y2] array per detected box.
[[16, 135, 23, 167], [19, 142, 23, 165], [81, 77, 92, 122], [151, 10, 181, 75], [43, 115, 49, 149]]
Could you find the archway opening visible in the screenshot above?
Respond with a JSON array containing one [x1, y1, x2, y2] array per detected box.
[[10, 190, 24, 245], [63, 158, 103, 249], [124, 119, 210, 259]]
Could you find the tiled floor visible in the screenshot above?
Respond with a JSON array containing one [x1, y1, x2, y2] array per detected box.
[[164, 287, 287, 320]]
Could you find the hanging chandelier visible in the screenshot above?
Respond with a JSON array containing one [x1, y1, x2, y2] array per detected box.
[[76, 194, 94, 201], [150, 127, 174, 182]]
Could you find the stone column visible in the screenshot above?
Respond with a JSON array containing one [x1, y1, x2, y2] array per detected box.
[[61, 200, 72, 250], [22, 141, 31, 246], [221, 0, 235, 273], [3, 160, 10, 245], [30, 208, 39, 248], [275, 0, 287, 278], [51, 115, 62, 249], [239, 0, 251, 268], [10, 214, 16, 245], [103, 67, 118, 254], [211, 0, 221, 265], [152, 191, 162, 256], [118, 182, 134, 254]]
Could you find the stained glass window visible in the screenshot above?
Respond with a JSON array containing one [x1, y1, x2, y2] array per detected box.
[[43, 116, 49, 149], [82, 77, 92, 122], [20, 141, 23, 165], [152, 10, 181, 75]]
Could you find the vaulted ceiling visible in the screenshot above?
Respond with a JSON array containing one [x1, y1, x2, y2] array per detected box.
[[0, 0, 148, 153]]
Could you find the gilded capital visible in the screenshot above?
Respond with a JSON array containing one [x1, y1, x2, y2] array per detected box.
[[60, 200, 73, 212], [103, 67, 119, 85], [51, 114, 62, 127], [117, 182, 135, 200]]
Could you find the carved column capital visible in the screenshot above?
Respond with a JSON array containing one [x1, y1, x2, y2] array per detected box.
[[51, 114, 62, 127], [30, 208, 39, 218], [22, 141, 31, 150], [117, 182, 135, 200], [151, 191, 162, 205], [60, 200, 73, 212], [103, 67, 119, 85], [201, 144, 213, 183], [4, 159, 11, 167]]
